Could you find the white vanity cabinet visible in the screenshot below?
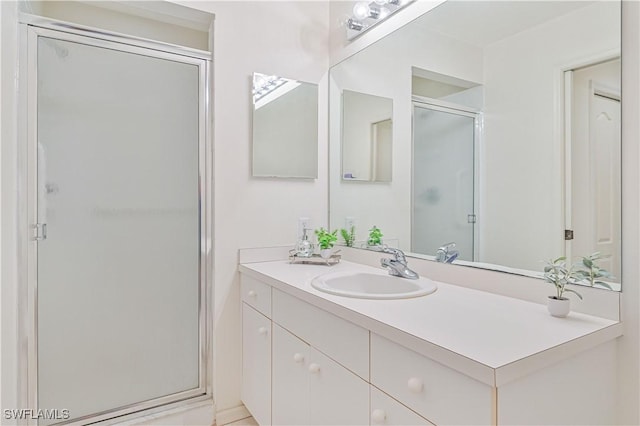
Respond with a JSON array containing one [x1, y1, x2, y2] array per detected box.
[[240, 262, 621, 426]]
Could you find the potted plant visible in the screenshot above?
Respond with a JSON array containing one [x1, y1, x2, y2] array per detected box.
[[367, 226, 383, 247], [340, 226, 356, 247], [575, 252, 614, 290], [315, 228, 338, 258], [543, 256, 582, 318]]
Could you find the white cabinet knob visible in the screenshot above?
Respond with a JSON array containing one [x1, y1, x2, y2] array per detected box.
[[248, 290, 257, 297], [293, 353, 304, 363], [258, 327, 268, 335], [308, 363, 321, 373], [407, 377, 424, 393], [371, 409, 386, 423]]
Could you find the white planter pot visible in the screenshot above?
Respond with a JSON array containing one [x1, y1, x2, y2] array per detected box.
[[320, 248, 334, 259], [547, 296, 570, 318]]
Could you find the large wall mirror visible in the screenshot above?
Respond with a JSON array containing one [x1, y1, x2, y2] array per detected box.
[[329, 0, 622, 290], [253, 72, 318, 178]]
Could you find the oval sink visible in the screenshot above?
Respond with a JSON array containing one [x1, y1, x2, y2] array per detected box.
[[310, 270, 437, 299]]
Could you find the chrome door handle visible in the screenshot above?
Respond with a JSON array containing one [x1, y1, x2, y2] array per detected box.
[[33, 223, 47, 241]]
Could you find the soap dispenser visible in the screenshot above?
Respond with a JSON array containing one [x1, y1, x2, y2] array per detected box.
[[295, 228, 313, 258]]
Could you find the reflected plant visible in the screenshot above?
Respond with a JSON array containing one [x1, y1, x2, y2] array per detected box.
[[367, 226, 383, 246], [341, 226, 356, 247], [543, 257, 583, 300], [575, 252, 614, 290]]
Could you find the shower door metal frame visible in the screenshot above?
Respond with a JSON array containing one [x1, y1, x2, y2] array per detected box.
[[411, 96, 482, 261], [19, 16, 213, 426]]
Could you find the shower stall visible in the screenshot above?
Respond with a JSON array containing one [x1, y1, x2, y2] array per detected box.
[[20, 16, 212, 425]]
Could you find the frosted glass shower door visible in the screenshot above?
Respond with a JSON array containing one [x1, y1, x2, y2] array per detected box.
[[32, 30, 206, 423], [412, 104, 476, 261]]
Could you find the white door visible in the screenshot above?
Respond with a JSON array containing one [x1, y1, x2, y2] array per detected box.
[[272, 325, 310, 425], [308, 348, 369, 425], [568, 59, 621, 281], [242, 304, 272, 425]]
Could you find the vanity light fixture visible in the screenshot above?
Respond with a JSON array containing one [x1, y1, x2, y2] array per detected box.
[[346, 0, 414, 40]]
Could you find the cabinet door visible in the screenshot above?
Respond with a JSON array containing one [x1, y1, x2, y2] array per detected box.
[[272, 324, 310, 425], [242, 303, 271, 425], [308, 348, 369, 425], [370, 386, 433, 426]]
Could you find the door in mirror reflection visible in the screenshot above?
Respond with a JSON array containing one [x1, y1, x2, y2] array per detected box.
[[568, 58, 621, 282], [412, 103, 477, 261]]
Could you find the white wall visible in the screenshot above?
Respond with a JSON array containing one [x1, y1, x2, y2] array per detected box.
[[174, 0, 330, 414], [481, 1, 620, 270]]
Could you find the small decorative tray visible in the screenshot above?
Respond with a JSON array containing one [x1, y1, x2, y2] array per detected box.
[[288, 250, 341, 266]]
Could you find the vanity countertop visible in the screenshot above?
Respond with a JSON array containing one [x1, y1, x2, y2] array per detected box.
[[239, 260, 622, 387]]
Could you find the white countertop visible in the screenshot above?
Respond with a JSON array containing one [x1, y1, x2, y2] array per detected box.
[[239, 259, 622, 386]]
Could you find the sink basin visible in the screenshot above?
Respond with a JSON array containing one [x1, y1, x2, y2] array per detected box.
[[310, 270, 437, 299]]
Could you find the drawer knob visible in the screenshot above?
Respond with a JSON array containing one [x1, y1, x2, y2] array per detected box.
[[258, 327, 268, 335], [293, 353, 305, 363], [407, 377, 424, 393], [308, 363, 321, 374], [371, 409, 386, 423], [248, 290, 257, 297]]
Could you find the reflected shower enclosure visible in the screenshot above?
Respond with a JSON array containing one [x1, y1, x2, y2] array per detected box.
[[412, 102, 478, 261]]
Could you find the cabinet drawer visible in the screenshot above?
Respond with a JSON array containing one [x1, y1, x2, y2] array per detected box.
[[370, 386, 432, 426], [241, 274, 272, 317], [272, 289, 369, 380], [371, 334, 493, 425]]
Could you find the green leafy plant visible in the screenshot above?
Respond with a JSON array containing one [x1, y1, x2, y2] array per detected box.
[[575, 252, 614, 290], [315, 228, 338, 250], [543, 256, 583, 300], [367, 226, 383, 246], [340, 226, 356, 247]]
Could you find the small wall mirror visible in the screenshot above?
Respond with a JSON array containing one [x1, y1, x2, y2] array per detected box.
[[252, 72, 318, 178], [342, 90, 393, 182]]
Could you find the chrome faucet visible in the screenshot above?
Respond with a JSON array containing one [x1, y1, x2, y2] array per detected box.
[[379, 247, 419, 280], [436, 242, 459, 263]]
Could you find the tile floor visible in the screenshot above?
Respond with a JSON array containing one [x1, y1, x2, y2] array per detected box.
[[222, 416, 257, 426]]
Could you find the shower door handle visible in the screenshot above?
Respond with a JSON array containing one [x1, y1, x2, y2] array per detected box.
[[33, 223, 47, 241], [35, 142, 48, 241]]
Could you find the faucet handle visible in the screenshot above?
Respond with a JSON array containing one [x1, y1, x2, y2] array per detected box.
[[382, 247, 407, 264]]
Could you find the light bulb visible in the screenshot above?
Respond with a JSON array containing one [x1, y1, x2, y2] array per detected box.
[[378, 6, 390, 19], [352, 2, 371, 20], [374, 0, 388, 4]]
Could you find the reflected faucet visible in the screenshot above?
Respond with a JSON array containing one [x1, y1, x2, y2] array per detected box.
[[379, 247, 419, 280], [436, 242, 459, 263]]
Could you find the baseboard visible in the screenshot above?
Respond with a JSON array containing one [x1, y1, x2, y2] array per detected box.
[[215, 405, 251, 426]]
